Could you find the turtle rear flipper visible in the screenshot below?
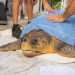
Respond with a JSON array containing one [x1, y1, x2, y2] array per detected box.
[[0, 40, 21, 52], [59, 45, 75, 57]]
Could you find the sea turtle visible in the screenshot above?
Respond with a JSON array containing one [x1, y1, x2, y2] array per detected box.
[[0, 29, 75, 57]]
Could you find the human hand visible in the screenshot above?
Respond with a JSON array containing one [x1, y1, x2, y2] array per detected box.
[[47, 15, 66, 22], [44, 3, 54, 13]]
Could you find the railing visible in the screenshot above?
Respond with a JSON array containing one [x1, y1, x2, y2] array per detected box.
[[61, 0, 68, 10]]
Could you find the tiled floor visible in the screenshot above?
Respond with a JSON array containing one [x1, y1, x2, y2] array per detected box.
[[0, 12, 42, 31]]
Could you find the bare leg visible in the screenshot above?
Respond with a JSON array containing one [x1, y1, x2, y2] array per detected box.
[[24, 0, 37, 20], [27, 0, 33, 22], [12, 0, 20, 24], [18, 0, 23, 18], [12, 0, 22, 39], [24, 0, 28, 17]]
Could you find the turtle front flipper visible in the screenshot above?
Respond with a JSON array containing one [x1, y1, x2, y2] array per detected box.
[[0, 40, 21, 52]]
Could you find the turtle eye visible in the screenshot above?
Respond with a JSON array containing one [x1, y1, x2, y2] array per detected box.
[[21, 39, 27, 42], [24, 39, 27, 42]]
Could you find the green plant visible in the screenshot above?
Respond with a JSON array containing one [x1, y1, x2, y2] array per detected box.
[[52, 0, 61, 9]]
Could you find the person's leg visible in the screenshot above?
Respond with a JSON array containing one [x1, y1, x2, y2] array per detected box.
[[12, 0, 22, 39], [24, 0, 28, 17], [26, 0, 33, 23], [12, 0, 19, 24], [18, 0, 23, 19], [24, 0, 37, 20]]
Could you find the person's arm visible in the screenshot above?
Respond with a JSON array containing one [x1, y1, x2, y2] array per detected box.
[[47, 0, 75, 22], [42, 0, 48, 4], [68, 0, 72, 6], [42, 0, 54, 13], [63, 0, 75, 20]]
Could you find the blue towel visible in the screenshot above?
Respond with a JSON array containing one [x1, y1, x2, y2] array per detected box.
[[20, 10, 75, 46]]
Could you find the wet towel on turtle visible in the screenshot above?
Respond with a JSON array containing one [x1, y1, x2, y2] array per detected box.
[[20, 10, 75, 46]]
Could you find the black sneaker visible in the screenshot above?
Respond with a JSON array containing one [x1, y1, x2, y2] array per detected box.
[[28, 22, 31, 24], [12, 24, 22, 39]]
